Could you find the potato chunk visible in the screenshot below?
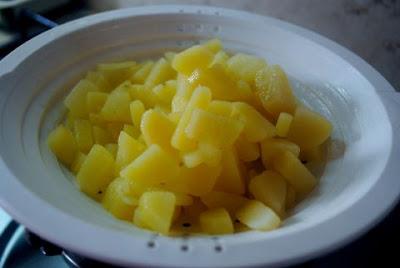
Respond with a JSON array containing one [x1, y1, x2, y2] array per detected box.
[[261, 138, 300, 168], [200, 208, 234, 235], [276, 112, 293, 137], [236, 200, 281, 231], [48, 125, 78, 166], [172, 45, 214, 75]]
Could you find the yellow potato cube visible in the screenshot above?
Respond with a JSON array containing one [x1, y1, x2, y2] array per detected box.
[[182, 142, 221, 168], [145, 58, 176, 88], [86, 92, 108, 114], [105, 143, 118, 158], [185, 109, 244, 148], [214, 147, 245, 195], [64, 79, 98, 118], [236, 200, 281, 231], [201, 191, 248, 215], [141, 109, 177, 156], [200, 208, 234, 235], [207, 100, 233, 117], [210, 50, 229, 68], [120, 144, 179, 187], [101, 87, 132, 123], [172, 45, 214, 75], [131, 60, 154, 84], [276, 112, 293, 137], [171, 86, 211, 151], [273, 151, 317, 196], [152, 81, 176, 105], [166, 164, 221, 196], [115, 131, 146, 172], [65, 112, 76, 130], [74, 119, 93, 153], [226, 53, 266, 83], [71, 152, 86, 174], [97, 61, 137, 88], [249, 171, 287, 215], [232, 102, 275, 142], [77, 144, 115, 199], [202, 38, 222, 53], [85, 71, 111, 92], [261, 138, 300, 168], [48, 125, 78, 166], [129, 84, 157, 108], [288, 106, 332, 150], [122, 124, 140, 139], [255, 65, 297, 118], [92, 125, 112, 145], [102, 177, 138, 220], [171, 74, 197, 113], [133, 207, 149, 229], [286, 185, 297, 210], [129, 100, 145, 128], [300, 145, 324, 163], [135, 191, 176, 234], [235, 136, 260, 162]]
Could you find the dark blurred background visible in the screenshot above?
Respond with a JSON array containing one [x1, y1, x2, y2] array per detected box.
[[0, 0, 399, 267]]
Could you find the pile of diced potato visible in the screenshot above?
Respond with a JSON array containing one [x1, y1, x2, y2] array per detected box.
[[48, 39, 332, 235]]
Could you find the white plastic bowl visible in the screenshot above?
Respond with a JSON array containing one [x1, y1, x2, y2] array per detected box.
[[0, 5, 399, 268]]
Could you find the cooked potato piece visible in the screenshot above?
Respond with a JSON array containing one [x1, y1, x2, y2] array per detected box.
[[74, 119, 93, 153], [129, 100, 145, 128], [207, 100, 233, 117], [273, 151, 316, 197], [122, 124, 140, 139], [171, 74, 197, 113], [288, 106, 332, 150], [226, 53, 266, 83], [200, 208, 234, 235], [235, 136, 260, 162], [236, 200, 281, 231], [92, 125, 112, 145], [86, 92, 108, 114], [172, 45, 214, 75], [48, 125, 78, 166], [77, 144, 115, 199], [201, 191, 248, 215], [129, 84, 157, 108], [145, 58, 176, 88], [131, 60, 154, 84], [71, 152, 86, 174], [104, 143, 118, 158], [261, 138, 300, 168], [64, 79, 98, 118], [249, 171, 287, 215], [135, 191, 176, 234], [97, 61, 137, 88], [115, 131, 145, 172], [210, 50, 229, 67], [101, 84, 132, 123], [276, 112, 293, 137], [255, 65, 297, 118], [85, 71, 110, 92]]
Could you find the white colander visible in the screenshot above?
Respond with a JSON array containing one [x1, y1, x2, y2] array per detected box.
[[0, 5, 399, 268]]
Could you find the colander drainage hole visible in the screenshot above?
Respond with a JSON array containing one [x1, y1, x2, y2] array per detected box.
[[214, 245, 223, 253], [147, 241, 156, 248], [180, 245, 189, 252]]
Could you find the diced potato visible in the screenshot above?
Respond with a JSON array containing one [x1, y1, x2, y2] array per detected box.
[[188, 65, 243, 101], [135, 191, 176, 234], [171, 86, 211, 151], [152, 81, 176, 105], [288, 106, 332, 150], [249, 171, 287, 215], [48, 125, 78, 166], [300, 145, 324, 163], [77, 144, 115, 199], [286, 184, 297, 210], [210, 50, 229, 68], [141, 109, 177, 156], [102, 177, 138, 220], [145, 58, 176, 88], [105, 143, 118, 158], [202, 38, 222, 53], [85, 71, 111, 92], [214, 147, 245, 195], [122, 124, 140, 139], [235, 136, 260, 162], [172, 45, 214, 75], [276, 112, 293, 137], [129, 100, 145, 128], [97, 61, 137, 88], [232, 102, 275, 142], [101, 86, 132, 123], [65, 112, 76, 130], [207, 100, 233, 117], [129, 84, 157, 108], [255, 65, 297, 118], [261, 138, 300, 168], [166, 164, 221, 196], [71, 152, 86, 174], [92, 125, 112, 145], [201, 191, 248, 215], [164, 52, 176, 63], [185, 109, 244, 148], [86, 92, 108, 114], [120, 144, 179, 187], [133, 207, 149, 229], [200, 208, 234, 235], [236, 200, 281, 231], [115, 131, 146, 172], [171, 74, 197, 113], [273, 151, 316, 196], [74, 119, 93, 153], [131, 60, 154, 84], [182, 142, 221, 168], [226, 53, 266, 83], [64, 79, 98, 118]]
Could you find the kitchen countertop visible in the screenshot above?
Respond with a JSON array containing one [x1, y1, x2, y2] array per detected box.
[[89, 0, 400, 91]]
